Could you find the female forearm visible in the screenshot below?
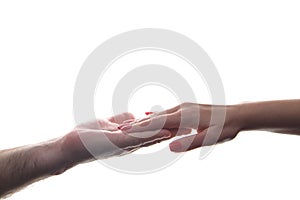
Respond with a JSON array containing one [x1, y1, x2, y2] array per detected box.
[[238, 100, 300, 134]]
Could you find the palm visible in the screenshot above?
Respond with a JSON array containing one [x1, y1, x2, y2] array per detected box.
[[63, 112, 171, 162]]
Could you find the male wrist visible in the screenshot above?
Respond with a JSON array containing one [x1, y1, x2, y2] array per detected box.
[[36, 138, 74, 176], [60, 130, 96, 166]]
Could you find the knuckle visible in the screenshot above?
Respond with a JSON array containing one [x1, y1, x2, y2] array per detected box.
[[123, 112, 134, 118]]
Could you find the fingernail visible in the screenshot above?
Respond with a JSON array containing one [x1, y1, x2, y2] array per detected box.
[[145, 112, 154, 115], [118, 124, 125, 129], [169, 141, 182, 152], [120, 124, 132, 131]]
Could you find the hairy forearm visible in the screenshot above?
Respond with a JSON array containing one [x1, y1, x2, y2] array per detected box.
[[238, 99, 300, 134], [0, 137, 74, 198]]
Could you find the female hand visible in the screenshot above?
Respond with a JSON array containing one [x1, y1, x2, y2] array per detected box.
[[119, 103, 242, 152]]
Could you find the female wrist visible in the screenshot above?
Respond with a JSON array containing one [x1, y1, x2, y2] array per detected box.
[[225, 104, 245, 132], [235, 102, 262, 131], [233, 103, 251, 131]]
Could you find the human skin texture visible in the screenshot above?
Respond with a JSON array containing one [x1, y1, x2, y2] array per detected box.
[[1, 100, 299, 197], [0, 113, 179, 198], [120, 100, 300, 152]]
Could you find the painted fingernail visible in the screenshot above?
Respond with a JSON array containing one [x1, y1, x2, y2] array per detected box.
[[169, 141, 182, 152], [120, 124, 132, 131], [118, 124, 125, 129], [145, 112, 154, 115]]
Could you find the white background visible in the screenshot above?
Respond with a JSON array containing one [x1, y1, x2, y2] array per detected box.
[[1, 0, 300, 199]]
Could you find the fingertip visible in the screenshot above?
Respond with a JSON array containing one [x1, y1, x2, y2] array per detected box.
[[169, 141, 182, 152], [163, 130, 172, 138], [152, 129, 172, 139], [118, 124, 126, 130], [119, 124, 132, 131], [145, 112, 154, 115]]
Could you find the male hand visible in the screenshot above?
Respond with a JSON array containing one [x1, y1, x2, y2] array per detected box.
[[61, 112, 174, 165]]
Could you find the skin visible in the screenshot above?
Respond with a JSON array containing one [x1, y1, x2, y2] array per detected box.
[[120, 100, 300, 152], [1, 100, 299, 197], [0, 112, 182, 198]]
